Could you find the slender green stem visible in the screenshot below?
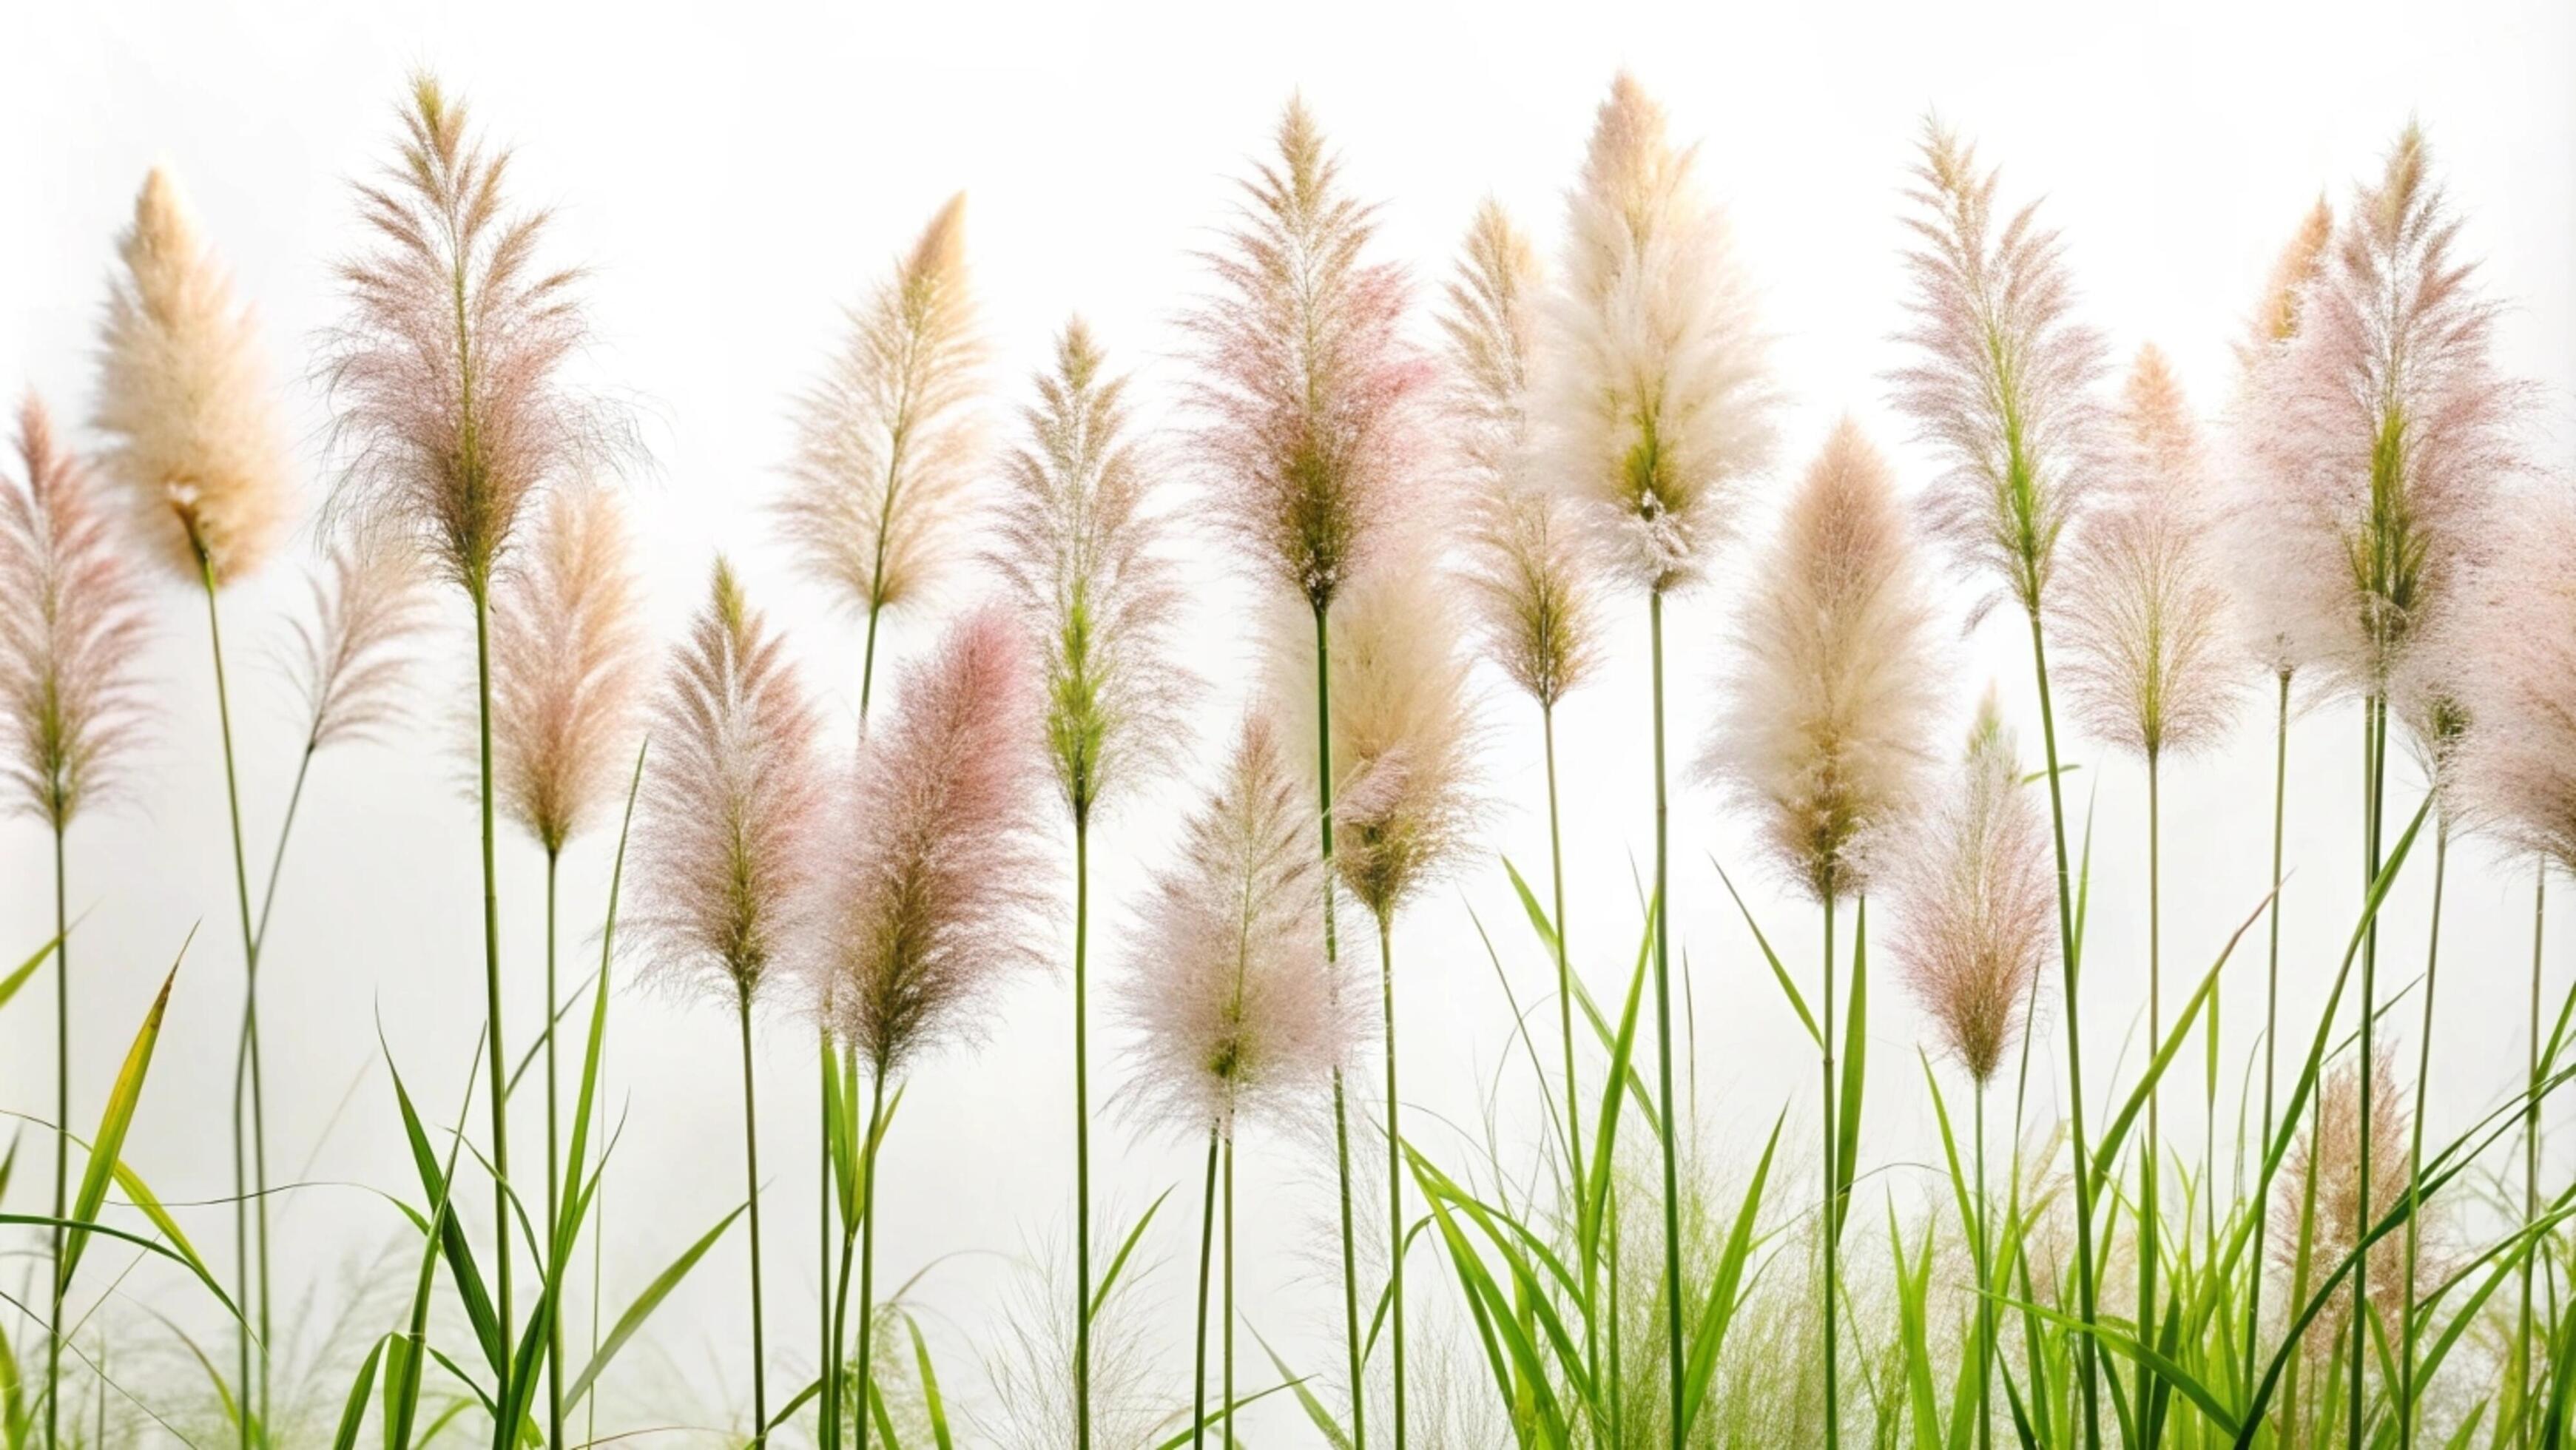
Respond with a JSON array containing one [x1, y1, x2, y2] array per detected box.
[[2247, 669, 2290, 1397], [1380, 914, 1408, 1449], [738, 991, 769, 1438], [2521, 862, 2546, 1447], [1224, 1133, 1237, 1450], [854, 1070, 887, 1450], [1821, 888, 1839, 1450], [46, 824, 66, 1450], [820, 1033, 840, 1450], [2023, 601, 2100, 1450], [467, 587, 515, 1447], [1541, 704, 1598, 1429], [1647, 590, 1685, 1450], [2351, 695, 2387, 1450], [1973, 1081, 1992, 1450], [2398, 817, 2447, 1450], [544, 849, 566, 1450], [1074, 815, 1093, 1450], [1311, 601, 1366, 1450], [1606, 1173, 1624, 1448], [2140, 751, 2161, 1446], [1193, 1128, 1218, 1450], [203, 562, 266, 1449]]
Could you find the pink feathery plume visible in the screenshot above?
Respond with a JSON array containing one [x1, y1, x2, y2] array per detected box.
[[1184, 97, 1435, 614], [2451, 488, 2576, 863], [2272, 1049, 2424, 1322], [1705, 419, 1944, 903], [2221, 200, 2337, 681], [1118, 715, 1361, 1136], [1440, 198, 1599, 708], [0, 397, 149, 830], [629, 559, 831, 1006], [806, 607, 1050, 1076], [323, 73, 627, 597], [287, 528, 434, 754], [1892, 120, 2108, 624], [490, 482, 651, 853], [1883, 692, 2055, 1085], [2236, 126, 2531, 703], [2058, 346, 2242, 760], [92, 165, 294, 587]]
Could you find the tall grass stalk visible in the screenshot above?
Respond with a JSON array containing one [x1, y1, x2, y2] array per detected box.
[[1312, 601, 1366, 1450], [2248, 668, 2291, 1392], [2138, 750, 2162, 1440], [2521, 863, 2546, 1443], [544, 848, 564, 1449], [47, 826, 67, 1450], [737, 987, 769, 1437], [1378, 914, 1408, 1448], [1648, 589, 1687, 1450], [2397, 815, 2449, 1447], [1193, 1129, 1216, 1449], [1821, 888, 1841, 1448], [2351, 694, 2388, 1449]]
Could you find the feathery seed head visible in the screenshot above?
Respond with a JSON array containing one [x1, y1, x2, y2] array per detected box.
[[289, 527, 434, 754], [1545, 73, 1776, 595], [1705, 419, 1943, 902], [1119, 714, 1361, 1136], [2058, 345, 2242, 759], [1441, 199, 1599, 708], [1885, 690, 2054, 1085], [324, 73, 627, 598], [778, 194, 988, 625], [2241, 198, 2336, 366], [2449, 490, 2576, 866], [94, 164, 294, 587], [0, 397, 149, 830], [490, 482, 651, 853], [2271, 1049, 2424, 1316], [806, 607, 1050, 1077], [991, 317, 1193, 823], [630, 556, 830, 1008], [1893, 120, 2108, 624], [1185, 97, 1435, 613]]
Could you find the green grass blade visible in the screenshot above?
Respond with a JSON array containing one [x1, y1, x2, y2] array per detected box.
[[1252, 1326, 1352, 1450], [905, 1312, 954, 1450], [1834, 899, 1869, 1244], [1711, 855, 1822, 1050], [58, 937, 189, 1294], [331, 1335, 388, 1450], [0, 932, 61, 1017], [562, 1201, 746, 1409], [1089, 1187, 1173, 1323], [1678, 1112, 1782, 1431]]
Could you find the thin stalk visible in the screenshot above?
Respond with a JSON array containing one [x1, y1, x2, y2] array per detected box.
[[1380, 914, 1408, 1449], [1193, 1128, 1218, 1450], [1312, 600, 1366, 1450], [471, 587, 514, 1416], [854, 1070, 887, 1450], [2350, 695, 2387, 1450], [2248, 669, 2290, 1395], [737, 991, 769, 1438], [1224, 1133, 1237, 1450], [2023, 601, 2100, 1450], [544, 849, 565, 1450], [1973, 1081, 1992, 1450], [1822, 889, 1840, 1450], [46, 824, 66, 1450], [1647, 589, 1685, 1450], [2140, 752, 2162, 1443], [1542, 704, 1598, 1422], [2398, 817, 2448, 1450], [203, 561, 266, 1449], [1606, 1174, 1625, 1448], [1074, 815, 1093, 1450], [820, 1031, 840, 1450], [2521, 863, 2546, 1446]]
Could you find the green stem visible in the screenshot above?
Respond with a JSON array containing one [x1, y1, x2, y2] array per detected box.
[[2023, 601, 2100, 1450], [2398, 817, 2447, 1450], [1312, 601, 1366, 1450], [1974, 1081, 1992, 1450], [738, 991, 769, 1438], [1074, 815, 1093, 1450], [2247, 669, 2289, 1398], [2521, 863, 2546, 1446], [1380, 914, 1407, 1450], [468, 587, 514, 1443], [1606, 1174, 1624, 1448], [1542, 704, 1597, 1427], [544, 850, 565, 1450], [2351, 695, 2387, 1450], [854, 1070, 887, 1450], [2140, 752, 2161, 1446], [1822, 888, 1839, 1450], [1648, 590, 1685, 1450], [47, 824, 66, 1450], [1224, 1133, 1237, 1450], [820, 1033, 840, 1450], [1193, 1128, 1218, 1450], [203, 562, 266, 1449]]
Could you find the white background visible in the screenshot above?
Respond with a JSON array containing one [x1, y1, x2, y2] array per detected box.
[[4, 0, 2573, 1443]]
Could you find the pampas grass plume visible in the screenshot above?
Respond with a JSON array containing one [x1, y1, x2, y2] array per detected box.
[[490, 482, 651, 853], [93, 165, 294, 586], [1705, 419, 1942, 902], [289, 528, 434, 753]]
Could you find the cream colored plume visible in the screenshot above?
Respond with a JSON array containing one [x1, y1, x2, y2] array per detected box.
[[2222, 200, 2337, 679], [1705, 419, 1943, 903], [93, 165, 293, 586], [1544, 72, 1776, 595], [490, 482, 651, 853]]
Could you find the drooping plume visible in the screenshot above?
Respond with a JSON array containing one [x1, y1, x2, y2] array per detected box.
[[778, 195, 986, 627], [806, 608, 1049, 1076], [92, 166, 294, 586], [1893, 121, 2108, 622], [323, 74, 625, 596], [1185, 97, 1434, 613], [1705, 419, 1943, 903], [990, 318, 1191, 822], [1884, 692, 2055, 1085], [289, 528, 434, 753], [1269, 538, 1480, 923], [2222, 200, 2337, 679], [1119, 715, 1359, 1135], [2058, 347, 2242, 759], [630, 559, 830, 1006], [0, 397, 149, 830], [2451, 489, 2576, 865], [2235, 126, 2529, 701], [1545, 72, 1776, 595], [1440, 198, 1597, 707], [490, 482, 651, 853]]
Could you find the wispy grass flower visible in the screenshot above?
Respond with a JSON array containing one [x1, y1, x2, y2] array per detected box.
[[1893, 117, 2109, 1448], [323, 70, 628, 1400], [631, 558, 831, 1440], [1, 397, 148, 1450], [800, 607, 1046, 1449], [778, 194, 986, 716], [1543, 75, 1777, 1445], [991, 317, 1190, 1445], [1185, 96, 1432, 1443], [288, 531, 434, 757]]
